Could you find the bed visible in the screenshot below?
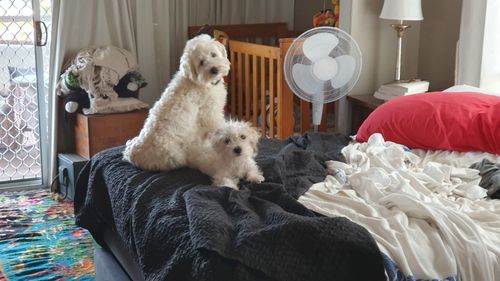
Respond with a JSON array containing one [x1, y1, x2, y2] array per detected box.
[[75, 23, 500, 281], [75, 129, 500, 281]]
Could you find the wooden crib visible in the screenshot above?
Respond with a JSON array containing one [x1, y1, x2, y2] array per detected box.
[[188, 23, 336, 139]]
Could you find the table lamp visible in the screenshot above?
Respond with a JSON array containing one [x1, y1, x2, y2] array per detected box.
[[380, 0, 423, 81]]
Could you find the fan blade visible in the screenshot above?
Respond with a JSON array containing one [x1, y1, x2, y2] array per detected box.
[[292, 63, 324, 96], [302, 33, 339, 62], [330, 55, 356, 89]]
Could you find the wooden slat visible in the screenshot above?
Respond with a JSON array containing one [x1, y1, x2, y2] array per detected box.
[[260, 57, 266, 137], [245, 53, 251, 121], [269, 58, 275, 138], [252, 55, 258, 127], [229, 41, 280, 59], [230, 50, 236, 116], [278, 38, 295, 139], [276, 55, 283, 138], [237, 52, 243, 119]]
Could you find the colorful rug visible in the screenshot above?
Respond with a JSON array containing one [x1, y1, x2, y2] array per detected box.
[[0, 190, 95, 281]]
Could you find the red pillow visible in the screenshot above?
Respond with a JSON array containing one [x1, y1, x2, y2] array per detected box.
[[356, 92, 500, 154]]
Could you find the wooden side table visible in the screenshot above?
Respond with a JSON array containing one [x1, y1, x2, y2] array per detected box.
[[347, 94, 384, 135], [75, 109, 148, 159]]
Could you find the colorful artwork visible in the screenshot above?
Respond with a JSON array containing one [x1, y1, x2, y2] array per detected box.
[[0, 191, 94, 281]]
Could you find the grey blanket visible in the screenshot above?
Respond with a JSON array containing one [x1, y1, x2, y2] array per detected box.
[[470, 159, 500, 199], [75, 133, 386, 281]]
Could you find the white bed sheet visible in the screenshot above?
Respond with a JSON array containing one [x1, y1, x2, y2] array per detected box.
[[299, 134, 500, 281]]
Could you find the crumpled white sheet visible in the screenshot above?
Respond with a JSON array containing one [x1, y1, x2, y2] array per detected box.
[[299, 133, 500, 281]]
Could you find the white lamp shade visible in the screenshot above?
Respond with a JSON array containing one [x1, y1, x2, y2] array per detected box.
[[380, 0, 424, 21]]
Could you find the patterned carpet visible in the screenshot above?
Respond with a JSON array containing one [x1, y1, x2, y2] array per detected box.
[[0, 190, 95, 281]]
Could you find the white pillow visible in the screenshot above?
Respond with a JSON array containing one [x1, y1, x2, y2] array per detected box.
[[444, 84, 500, 96]]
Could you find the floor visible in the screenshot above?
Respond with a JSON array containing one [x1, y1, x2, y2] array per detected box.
[[0, 189, 95, 280]]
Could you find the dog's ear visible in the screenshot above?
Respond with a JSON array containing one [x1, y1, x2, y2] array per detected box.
[[215, 41, 228, 58], [180, 35, 212, 80], [212, 127, 227, 145], [244, 123, 261, 154], [180, 49, 198, 81]]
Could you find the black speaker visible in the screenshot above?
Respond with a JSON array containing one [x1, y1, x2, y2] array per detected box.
[[57, 153, 88, 201]]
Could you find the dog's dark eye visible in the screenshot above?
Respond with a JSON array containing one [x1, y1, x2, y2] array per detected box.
[[240, 134, 246, 140], [200, 60, 205, 66], [224, 138, 230, 144], [211, 52, 216, 58]]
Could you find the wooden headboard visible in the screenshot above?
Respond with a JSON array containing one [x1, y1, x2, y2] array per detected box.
[[187, 22, 297, 41]]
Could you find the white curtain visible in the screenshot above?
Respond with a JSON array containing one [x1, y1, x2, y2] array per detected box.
[[47, 0, 137, 185], [456, 0, 500, 93], [47, 0, 294, 185]]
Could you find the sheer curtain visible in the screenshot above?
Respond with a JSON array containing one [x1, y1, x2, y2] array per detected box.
[[47, 0, 138, 186], [47, 0, 294, 185]]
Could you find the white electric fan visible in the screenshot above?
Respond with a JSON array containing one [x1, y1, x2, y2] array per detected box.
[[284, 26, 362, 131]]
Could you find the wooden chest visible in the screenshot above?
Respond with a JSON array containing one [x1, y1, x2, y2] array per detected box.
[[75, 110, 148, 159]]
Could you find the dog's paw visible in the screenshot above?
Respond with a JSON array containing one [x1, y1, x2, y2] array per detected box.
[[213, 178, 239, 189], [247, 173, 265, 184]]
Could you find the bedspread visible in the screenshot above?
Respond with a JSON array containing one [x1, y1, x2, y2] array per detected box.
[[299, 134, 500, 281], [74, 133, 386, 281]]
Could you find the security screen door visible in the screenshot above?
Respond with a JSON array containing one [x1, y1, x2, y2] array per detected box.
[[0, 0, 51, 188]]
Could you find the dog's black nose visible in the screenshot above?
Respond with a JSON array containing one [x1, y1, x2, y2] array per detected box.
[[210, 67, 219, 75], [233, 146, 242, 155]]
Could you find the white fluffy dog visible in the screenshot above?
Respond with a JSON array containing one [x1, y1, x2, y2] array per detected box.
[[123, 34, 230, 171], [188, 120, 265, 189]]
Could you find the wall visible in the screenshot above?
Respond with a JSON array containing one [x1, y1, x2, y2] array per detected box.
[[293, 0, 324, 32], [418, 0, 462, 91]]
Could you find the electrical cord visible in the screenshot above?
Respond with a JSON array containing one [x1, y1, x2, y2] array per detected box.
[[50, 173, 59, 193], [50, 170, 69, 201]]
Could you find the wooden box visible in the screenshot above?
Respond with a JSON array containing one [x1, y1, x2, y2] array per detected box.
[[75, 110, 148, 159]]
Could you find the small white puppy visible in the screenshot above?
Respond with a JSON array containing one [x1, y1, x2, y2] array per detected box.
[[123, 34, 230, 171], [189, 120, 265, 189]]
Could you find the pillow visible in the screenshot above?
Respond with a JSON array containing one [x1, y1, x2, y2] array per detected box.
[[356, 92, 500, 154], [444, 84, 500, 97]]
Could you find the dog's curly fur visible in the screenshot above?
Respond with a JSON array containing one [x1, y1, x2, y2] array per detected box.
[[123, 34, 230, 171], [187, 120, 264, 189]]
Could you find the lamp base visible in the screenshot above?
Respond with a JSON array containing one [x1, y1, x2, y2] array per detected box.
[[391, 21, 411, 81], [391, 23, 411, 38]]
